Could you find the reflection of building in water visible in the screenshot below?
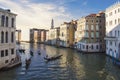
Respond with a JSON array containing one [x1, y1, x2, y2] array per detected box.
[[29, 28, 47, 43], [16, 29, 21, 44], [45, 46, 57, 56], [0, 8, 17, 69], [104, 2, 120, 60], [59, 49, 85, 79]]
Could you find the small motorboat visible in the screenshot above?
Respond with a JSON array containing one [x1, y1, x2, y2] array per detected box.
[[44, 54, 63, 61]]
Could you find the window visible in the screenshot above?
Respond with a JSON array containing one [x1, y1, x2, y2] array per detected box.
[[85, 31, 89, 37], [86, 25, 89, 30], [115, 10, 116, 14], [83, 45, 85, 49], [5, 32, 8, 43], [96, 32, 99, 38], [1, 31, 4, 43], [11, 49, 14, 55], [109, 21, 112, 26], [96, 20, 98, 23], [86, 45, 88, 49], [118, 8, 120, 13], [115, 19, 117, 24], [91, 45, 93, 49], [109, 12, 112, 16], [96, 45, 98, 49], [91, 25, 94, 30], [106, 41, 108, 45], [115, 41, 116, 47], [11, 18, 14, 27], [118, 18, 120, 24], [96, 25, 99, 30], [1, 50, 4, 57], [5, 60, 8, 63], [5, 50, 8, 56], [91, 32, 94, 37], [1, 15, 5, 27], [110, 41, 112, 46], [115, 31, 116, 37], [62, 32, 64, 37], [11, 32, 14, 42], [6, 16, 8, 27], [110, 31, 112, 36]]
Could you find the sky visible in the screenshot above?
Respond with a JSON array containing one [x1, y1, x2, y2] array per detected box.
[[0, 0, 119, 41]]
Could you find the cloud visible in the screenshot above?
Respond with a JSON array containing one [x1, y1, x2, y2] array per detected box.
[[0, 0, 72, 40]]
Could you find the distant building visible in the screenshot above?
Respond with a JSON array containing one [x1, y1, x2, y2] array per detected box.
[[104, 2, 120, 60], [41, 30, 47, 43], [48, 27, 60, 46], [16, 30, 21, 44], [59, 20, 77, 47], [0, 8, 17, 69], [75, 11, 105, 52], [29, 28, 47, 43], [30, 28, 38, 43]]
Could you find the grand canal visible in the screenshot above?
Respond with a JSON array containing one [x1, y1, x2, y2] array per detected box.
[[0, 43, 120, 80]]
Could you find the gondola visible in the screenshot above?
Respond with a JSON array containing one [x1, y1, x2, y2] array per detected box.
[[44, 54, 63, 61]]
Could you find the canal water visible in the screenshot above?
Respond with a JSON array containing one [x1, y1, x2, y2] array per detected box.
[[0, 43, 120, 80]]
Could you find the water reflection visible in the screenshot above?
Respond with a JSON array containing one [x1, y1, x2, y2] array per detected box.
[[0, 43, 120, 80]]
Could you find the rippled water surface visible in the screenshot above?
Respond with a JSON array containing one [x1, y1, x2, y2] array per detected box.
[[0, 43, 120, 80]]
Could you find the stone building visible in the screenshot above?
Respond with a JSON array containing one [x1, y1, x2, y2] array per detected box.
[[0, 8, 17, 69], [59, 20, 77, 47], [75, 11, 105, 52]]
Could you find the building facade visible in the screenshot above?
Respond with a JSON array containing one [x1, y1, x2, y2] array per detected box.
[[59, 20, 77, 47], [105, 2, 120, 60], [0, 8, 17, 69], [16, 29, 21, 44], [48, 27, 60, 46], [75, 12, 105, 52], [29, 28, 47, 43]]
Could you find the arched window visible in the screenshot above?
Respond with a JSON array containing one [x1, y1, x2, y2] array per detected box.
[[6, 32, 8, 43], [11, 32, 14, 43], [1, 15, 5, 27], [1, 31, 4, 43], [11, 18, 14, 27], [6, 16, 9, 27], [96, 45, 98, 49], [91, 45, 93, 49], [86, 45, 88, 49]]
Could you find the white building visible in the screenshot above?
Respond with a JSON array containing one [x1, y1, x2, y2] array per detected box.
[[47, 27, 60, 45], [0, 8, 17, 69], [105, 2, 120, 60]]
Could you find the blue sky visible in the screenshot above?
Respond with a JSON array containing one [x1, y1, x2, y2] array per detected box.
[[0, 0, 119, 40]]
